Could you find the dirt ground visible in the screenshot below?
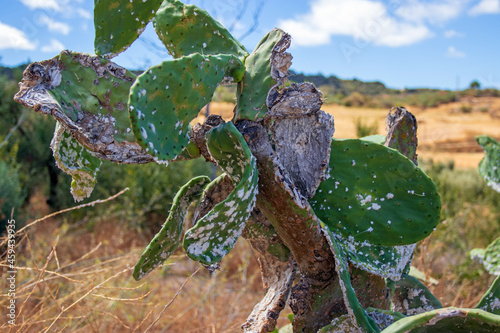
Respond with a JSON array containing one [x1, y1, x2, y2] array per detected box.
[[203, 97, 500, 169]]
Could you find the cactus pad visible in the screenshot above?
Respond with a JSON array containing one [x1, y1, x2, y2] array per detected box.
[[386, 274, 442, 316], [323, 225, 381, 333], [471, 236, 500, 276], [381, 307, 500, 333], [334, 232, 415, 280], [183, 122, 258, 265], [154, 0, 248, 60], [128, 53, 244, 162], [477, 135, 500, 193], [133, 176, 210, 280], [361, 135, 386, 145], [311, 139, 441, 247], [476, 275, 500, 315], [94, 0, 164, 58], [51, 122, 101, 202], [235, 29, 290, 120]]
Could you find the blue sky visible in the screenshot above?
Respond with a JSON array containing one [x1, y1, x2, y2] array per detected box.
[[1, 0, 500, 90]]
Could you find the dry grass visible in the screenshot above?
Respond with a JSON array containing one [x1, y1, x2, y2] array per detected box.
[[0, 192, 287, 333]]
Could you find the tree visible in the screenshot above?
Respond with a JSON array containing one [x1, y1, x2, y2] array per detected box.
[[470, 80, 481, 90], [13, 1, 500, 332]]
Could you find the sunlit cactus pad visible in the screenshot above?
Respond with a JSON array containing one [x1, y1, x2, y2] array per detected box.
[[51, 123, 101, 202], [94, 0, 164, 57], [183, 122, 259, 265], [154, 0, 248, 60], [477, 135, 500, 193], [133, 176, 210, 280], [381, 307, 500, 333], [311, 139, 441, 246], [128, 53, 243, 161]]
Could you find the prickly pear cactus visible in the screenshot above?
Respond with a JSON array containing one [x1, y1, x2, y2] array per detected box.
[[471, 235, 500, 275], [323, 225, 381, 333], [386, 274, 443, 316], [477, 135, 500, 193], [183, 122, 259, 265], [51, 122, 101, 202], [380, 307, 500, 333], [94, 0, 164, 58], [128, 53, 244, 162], [133, 176, 210, 280], [311, 139, 441, 247], [154, 0, 248, 59], [476, 275, 500, 315]]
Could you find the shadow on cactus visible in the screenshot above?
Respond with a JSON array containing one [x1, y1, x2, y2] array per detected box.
[[13, 1, 500, 332]]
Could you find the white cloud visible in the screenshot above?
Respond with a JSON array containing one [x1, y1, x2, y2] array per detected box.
[[469, 0, 500, 15], [278, 0, 432, 47], [395, 0, 466, 25], [444, 29, 465, 38], [20, 0, 61, 11], [41, 38, 65, 53], [0, 21, 36, 50], [38, 15, 71, 35], [446, 46, 466, 58], [77, 8, 92, 20]]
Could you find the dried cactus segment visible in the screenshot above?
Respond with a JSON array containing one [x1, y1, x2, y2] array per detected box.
[[154, 0, 248, 60], [14, 52, 154, 164], [380, 307, 500, 333], [386, 274, 443, 316], [133, 176, 210, 281], [472, 236, 500, 275], [384, 107, 418, 165], [128, 53, 244, 161], [183, 122, 258, 265], [477, 135, 500, 193], [235, 29, 292, 120], [334, 232, 415, 280], [311, 139, 441, 247], [322, 225, 381, 333], [94, 0, 164, 58], [476, 275, 500, 315], [51, 122, 101, 202]]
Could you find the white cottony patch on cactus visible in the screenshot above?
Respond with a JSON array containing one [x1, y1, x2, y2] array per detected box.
[[355, 194, 372, 206], [386, 193, 394, 199], [140, 127, 148, 139], [148, 123, 156, 134], [51, 123, 101, 202]]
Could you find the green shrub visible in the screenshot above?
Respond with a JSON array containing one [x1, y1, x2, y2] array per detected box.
[[460, 105, 473, 113], [0, 160, 25, 231], [354, 117, 378, 138]]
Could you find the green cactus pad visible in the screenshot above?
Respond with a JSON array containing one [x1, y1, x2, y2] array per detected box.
[[477, 135, 500, 193], [477, 275, 500, 315], [361, 135, 386, 145], [311, 139, 441, 247], [129, 53, 244, 162], [472, 236, 500, 276], [51, 122, 102, 202], [323, 225, 381, 333], [235, 29, 285, 120], [44, 51, 137, 143], [380, 307, 500, 333], [333, 232, 415, 280], [94, 0, 164, 58], [133, 176, 210, 280], [154, 0, 248, 61], [386, 274, 442, 316], [183, 122, 258, 265]]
